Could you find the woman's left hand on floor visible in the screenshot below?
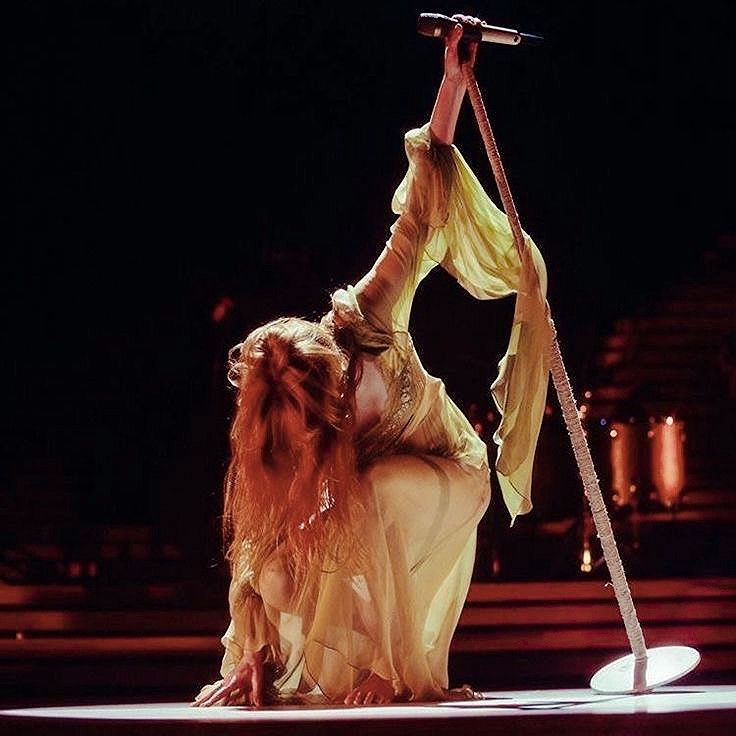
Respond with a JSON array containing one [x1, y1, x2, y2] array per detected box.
[[191, 648, 265, 707]]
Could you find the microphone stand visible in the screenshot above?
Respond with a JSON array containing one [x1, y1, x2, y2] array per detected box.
[[459, 60, 701, 694]]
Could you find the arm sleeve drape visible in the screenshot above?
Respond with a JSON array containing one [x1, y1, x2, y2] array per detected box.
[[353, 123, 553, 524], [219, 564, 281, 678]]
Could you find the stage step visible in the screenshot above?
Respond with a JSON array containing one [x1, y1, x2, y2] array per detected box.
[[1, 577, 735, 699]]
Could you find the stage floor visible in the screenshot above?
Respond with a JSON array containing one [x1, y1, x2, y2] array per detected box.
[[2, 685, 735, 735]]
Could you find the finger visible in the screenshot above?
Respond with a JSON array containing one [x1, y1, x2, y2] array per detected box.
[[193, 684, 224, 707], [448, 22, 463, 47], [192, 679, 223, 706], [197, 679, 236, 708], [243, 687, 253, 706], [446, 24, 462, 64], [344, 688, 358, 705], [199, 688, 231, 707], [363, 690, 375, 705], [191, 690, 206, 707], [196, 687, 226, 707], [223, 688, 241, 706], [251, 663, 263, 707]]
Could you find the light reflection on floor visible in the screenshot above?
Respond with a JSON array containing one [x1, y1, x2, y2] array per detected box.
[[2, 686, 736, 723]]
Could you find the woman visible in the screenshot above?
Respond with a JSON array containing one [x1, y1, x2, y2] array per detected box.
[[193, 15, 551, 708]]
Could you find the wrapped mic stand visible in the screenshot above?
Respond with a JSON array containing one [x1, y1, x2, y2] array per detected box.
[[418, 11, 701, 695]]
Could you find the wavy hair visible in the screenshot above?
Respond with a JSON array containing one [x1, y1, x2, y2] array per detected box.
[[222, 316, 365, 593]]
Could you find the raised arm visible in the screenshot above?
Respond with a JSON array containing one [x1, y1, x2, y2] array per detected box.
[[429, 15, 480, 145], [335, 16, 551, 529], [349, 16, 481, 334]]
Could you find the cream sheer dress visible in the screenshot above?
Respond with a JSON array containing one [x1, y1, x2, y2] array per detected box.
[[196, 123, 551, 704]]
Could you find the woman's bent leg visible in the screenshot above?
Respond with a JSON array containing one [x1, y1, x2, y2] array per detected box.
[[342, 455, 491, 701]]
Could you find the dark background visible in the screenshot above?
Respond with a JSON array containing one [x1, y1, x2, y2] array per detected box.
[[3, 1, 734, 562]]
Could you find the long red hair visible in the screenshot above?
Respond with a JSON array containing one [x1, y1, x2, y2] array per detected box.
[[222, 316, 364, 592]]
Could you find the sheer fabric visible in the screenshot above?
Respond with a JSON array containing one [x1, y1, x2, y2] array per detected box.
[[196, 123, 550, 704]]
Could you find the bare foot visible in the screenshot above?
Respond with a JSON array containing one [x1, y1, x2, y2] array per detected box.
[[344, 672, 396, 705]]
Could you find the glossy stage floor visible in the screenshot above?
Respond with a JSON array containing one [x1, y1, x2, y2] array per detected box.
[[2, 686, 736, 736]]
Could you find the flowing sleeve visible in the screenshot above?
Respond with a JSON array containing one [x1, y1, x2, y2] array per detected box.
[[353, 122, 553, 525], [217, 556, 281, 679], [194, 564, 281, 704]]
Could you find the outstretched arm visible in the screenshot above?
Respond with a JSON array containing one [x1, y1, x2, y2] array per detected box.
[[351, 16, 482, 332], [429, 15, 480, 145]]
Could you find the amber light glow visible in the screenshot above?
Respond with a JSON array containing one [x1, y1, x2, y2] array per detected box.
[[609, 421, 642, 508], [580, 546, 592, 573], [649, 417, 686, 508]]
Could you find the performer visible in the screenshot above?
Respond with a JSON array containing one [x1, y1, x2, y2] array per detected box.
[[193, 15, 550, 707]]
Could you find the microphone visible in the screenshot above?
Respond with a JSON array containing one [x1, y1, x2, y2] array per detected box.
[[417, 12, 544, 47]]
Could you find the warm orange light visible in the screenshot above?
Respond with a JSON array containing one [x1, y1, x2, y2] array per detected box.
[[650, 419, 686, 508], [608, 421, 641, 508], [581, 547, 592, 573]]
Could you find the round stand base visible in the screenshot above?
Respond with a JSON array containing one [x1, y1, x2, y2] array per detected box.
[[590, 645, 701, 694]]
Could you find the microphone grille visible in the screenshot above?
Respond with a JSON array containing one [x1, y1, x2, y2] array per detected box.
[[416, 13, 454, 38]]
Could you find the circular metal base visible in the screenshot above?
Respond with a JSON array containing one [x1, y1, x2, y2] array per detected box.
[[590, 645, 701, 694]]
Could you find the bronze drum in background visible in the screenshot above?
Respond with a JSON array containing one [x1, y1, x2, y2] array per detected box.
[[586, 417, 648, 512], [648, 416, 687, 509], [607, 420, 648, 509]]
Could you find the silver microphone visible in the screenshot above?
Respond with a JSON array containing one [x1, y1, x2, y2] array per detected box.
[[417, 12, 544, 47]]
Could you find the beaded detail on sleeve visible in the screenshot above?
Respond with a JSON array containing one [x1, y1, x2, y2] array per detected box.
[[384, 362, 413, 436], [358, 332, 426, 465]]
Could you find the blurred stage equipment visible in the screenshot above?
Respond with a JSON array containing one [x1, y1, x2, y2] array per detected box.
[[608, 420, 646, 509], [418, 10, 701, 694], [648, 416, 687, 509]]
